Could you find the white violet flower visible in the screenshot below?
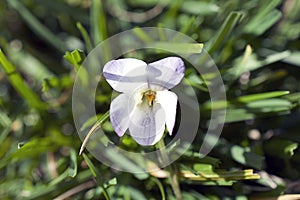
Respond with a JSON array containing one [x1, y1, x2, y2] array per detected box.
[[103, 57, 185, 146]]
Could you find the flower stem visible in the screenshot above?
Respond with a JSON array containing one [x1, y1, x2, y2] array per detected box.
[[79, 111, 110, 155], [158, 139, 182, 200]]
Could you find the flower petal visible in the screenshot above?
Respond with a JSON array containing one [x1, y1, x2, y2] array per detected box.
[[147, 57, 185, 89], [109, 93, 133, 136], [128, 102, 166, 145], [156, 90, 178, 135], [103, 58, 148, 93]]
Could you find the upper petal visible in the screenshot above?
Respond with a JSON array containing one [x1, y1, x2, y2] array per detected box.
[[156, 90, 178, 135], [103, 58, 148, 93], [109, 93, 133, 136], [147, 57, 185, 89], [128, 102, 166, 146]]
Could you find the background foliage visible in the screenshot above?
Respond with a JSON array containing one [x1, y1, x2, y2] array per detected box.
[[1, 0, 300, 199]]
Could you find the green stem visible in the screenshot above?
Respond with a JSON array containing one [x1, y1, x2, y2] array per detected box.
[[79, 111, 110, 155], [158, 139, 182, 200]]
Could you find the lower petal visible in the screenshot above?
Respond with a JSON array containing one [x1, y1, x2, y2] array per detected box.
[[110, 94, 132, 136], [156, 90, 178, 135], [128, 102, 166, 146]]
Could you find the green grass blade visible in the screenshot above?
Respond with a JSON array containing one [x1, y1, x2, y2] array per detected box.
[[237, 91, 290, 103], [0, 49, 46, 110], [8, 0, 67, 53], [76, 22, 94, 53], [206, 11, 243, 54], [90, 0, 108, 45], [82, 153, 111, 200]]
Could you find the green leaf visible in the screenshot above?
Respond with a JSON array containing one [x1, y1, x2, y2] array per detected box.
[[283, 51, 300, 67], [283, 92, 300, 104], [244, 0, 282, 35], [82, 153, 111, 200], [152, 42, 203, 54], [90, 0, 108, 45], [230, 145, 264, 169], [225, 50, 290, 82], [8, 0, 67, 52], [0, 49, 46, 110], [76, 22, 93, 53], [82, 153, 100, 179], [68, 148, 78, 178], [105, 148, 149, 180], [181, 168, 260, 182], [63, 49, 86, 71], [180, 1, 219, 15], [133, 27, 154, 43], [225, 108, 255, 123], [246, 98, 292, 113], [206, 11, 244, 54], [237, 91, 290, 103], [5, 48, 54, 83], [264, 139, 298, 159]]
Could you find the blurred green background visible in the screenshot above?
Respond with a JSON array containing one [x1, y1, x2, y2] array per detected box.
[[1, 0, 300, 199]]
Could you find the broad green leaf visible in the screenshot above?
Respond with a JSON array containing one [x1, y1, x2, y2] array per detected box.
[[230, 145, 264, 169], [193, 163, 214, 172], [0, 49, 46, 110]]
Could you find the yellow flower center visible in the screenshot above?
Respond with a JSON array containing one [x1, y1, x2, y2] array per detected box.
[[143, 90, 156, 107]]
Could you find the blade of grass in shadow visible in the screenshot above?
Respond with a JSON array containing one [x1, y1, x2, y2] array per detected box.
[[206, 11, 243, 54], [0, 49, 46, 110], [82, 153, 110, 200], [8, 0, 67, 53]]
